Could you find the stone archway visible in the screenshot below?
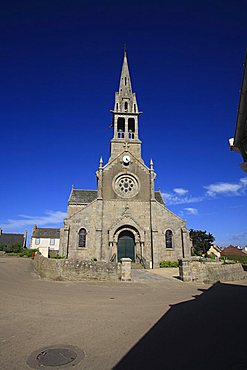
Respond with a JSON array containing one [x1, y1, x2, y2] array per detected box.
[[117, 230, 135, 261]]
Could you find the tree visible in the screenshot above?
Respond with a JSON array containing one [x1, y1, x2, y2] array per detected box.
[[190, 229, 215, 257]]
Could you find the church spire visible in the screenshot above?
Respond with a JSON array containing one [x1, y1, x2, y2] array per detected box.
[[118, 49, 133, 97], [113, 50, 139, 114], [110, 50, 142, 160]]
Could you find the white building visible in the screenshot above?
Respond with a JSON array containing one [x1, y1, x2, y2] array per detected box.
[[30, 225, 60, 258]]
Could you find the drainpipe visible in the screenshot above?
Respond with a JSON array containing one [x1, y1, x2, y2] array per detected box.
[[149, 159, 155, 269], [181, 228, 185, 258], [66, 226, 70, 259]]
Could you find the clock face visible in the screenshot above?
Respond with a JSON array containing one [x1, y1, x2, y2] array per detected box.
[[123, 155, 130, 164]]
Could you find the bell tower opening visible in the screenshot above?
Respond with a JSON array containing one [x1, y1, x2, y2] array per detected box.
[[128, 118, 135, 139], [117, 117, 125, 138]]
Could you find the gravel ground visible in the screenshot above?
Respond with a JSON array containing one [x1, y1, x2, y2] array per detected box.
[[0, 256, 246, 370]]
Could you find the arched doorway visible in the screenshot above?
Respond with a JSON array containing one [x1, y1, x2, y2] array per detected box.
[[117, 230, 135, 261]]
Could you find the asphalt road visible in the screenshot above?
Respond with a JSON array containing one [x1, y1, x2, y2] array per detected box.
[[0, 257, 246, 370]]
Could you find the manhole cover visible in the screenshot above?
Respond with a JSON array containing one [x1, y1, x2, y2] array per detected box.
[[27, 345, 85, 369]]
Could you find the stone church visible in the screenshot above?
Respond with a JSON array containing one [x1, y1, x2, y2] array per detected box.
[[59, 51, 191, 267]]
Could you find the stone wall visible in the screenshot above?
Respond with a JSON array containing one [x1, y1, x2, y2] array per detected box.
[[32, 253, 121, 281], [179, 258, 245, 283]]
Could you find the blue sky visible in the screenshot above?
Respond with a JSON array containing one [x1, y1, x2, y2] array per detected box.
[[0, 0, 246, 246]]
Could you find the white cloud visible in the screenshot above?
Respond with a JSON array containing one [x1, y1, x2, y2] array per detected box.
[[183, 207, 198, 215], [173, 188, 188, 196], [240, 177, 247, 187], [205, 177, 247, 197], [162, 192, 203, 205], [0, 210, 66, 232]]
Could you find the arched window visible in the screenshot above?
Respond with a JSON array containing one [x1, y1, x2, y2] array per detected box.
[[79, 228, 86, 248], [165, 230, 173, 248], [124, 102, 128, 111]]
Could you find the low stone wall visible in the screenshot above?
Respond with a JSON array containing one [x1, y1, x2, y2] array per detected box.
[[33, 253, 121, 281], [179, 258, 245, 283]]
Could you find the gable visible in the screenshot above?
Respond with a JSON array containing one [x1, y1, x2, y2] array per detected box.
[[102, 150, 151, 201]]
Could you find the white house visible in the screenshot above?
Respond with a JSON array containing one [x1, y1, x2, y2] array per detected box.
[[30, 225, 60, 258]]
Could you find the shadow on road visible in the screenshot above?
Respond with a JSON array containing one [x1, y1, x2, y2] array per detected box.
[[114, 282, 247, 370]]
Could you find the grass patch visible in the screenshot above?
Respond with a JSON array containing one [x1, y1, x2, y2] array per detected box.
[[160, 260, 178, 268]]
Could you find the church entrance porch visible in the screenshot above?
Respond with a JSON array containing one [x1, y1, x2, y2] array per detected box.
[[117, 230, 135, 262]]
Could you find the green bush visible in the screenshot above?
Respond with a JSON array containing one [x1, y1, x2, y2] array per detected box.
[[20, 249, 37, 257], [0, 246, 37, 257], [0, 244, 22, 253], [49, 255, 65, 259], [160, 260, 178, 268], [221, 255, 247, 265]]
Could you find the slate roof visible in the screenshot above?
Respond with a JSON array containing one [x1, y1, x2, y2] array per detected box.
[[68, 190, 98, 205], [0, 233, 25, 247], [32, 228, 60, 239], [68, 189, 164, 205], [155, 191, 165, 205]]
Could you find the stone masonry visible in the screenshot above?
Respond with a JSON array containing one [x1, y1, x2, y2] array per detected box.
[[179, 258, 245, 283], [33, 253, 120, 281]]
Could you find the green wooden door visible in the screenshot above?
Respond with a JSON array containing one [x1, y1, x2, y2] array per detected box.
[[118, 231, 135, 261]]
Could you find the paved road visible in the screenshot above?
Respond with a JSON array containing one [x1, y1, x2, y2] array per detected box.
[[0, 257, 246, 370]]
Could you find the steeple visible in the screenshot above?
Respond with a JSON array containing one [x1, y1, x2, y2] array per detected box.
[[118, 50, 133, 99], [113, 50, 139, 114], [110, 51, 142, 160]]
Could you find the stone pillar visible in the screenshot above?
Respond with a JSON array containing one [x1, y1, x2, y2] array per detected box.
[[179, 258, 192, 282], [141, 242, 144, 257], [60, 226, 70, 258], [120, 258, 132, 281], [109, 242, 113, 260], [97, 158, 103, 199], [149, 160, 155, 201]]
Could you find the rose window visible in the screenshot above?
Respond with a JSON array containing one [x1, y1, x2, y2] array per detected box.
[[114, 175, 139, 198]]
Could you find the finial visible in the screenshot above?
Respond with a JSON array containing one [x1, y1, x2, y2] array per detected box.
[[99, 156, 103, 168], [123, 43, 127, 56], [72, 184, 74, 190], [150, 159, 154, 170]]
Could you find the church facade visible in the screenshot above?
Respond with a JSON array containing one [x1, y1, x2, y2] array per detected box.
[[59, 52, 191, 267]]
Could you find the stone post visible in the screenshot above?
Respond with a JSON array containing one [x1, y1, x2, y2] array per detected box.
[[178, 258, 192, 282], [120, 258, 132, 281]]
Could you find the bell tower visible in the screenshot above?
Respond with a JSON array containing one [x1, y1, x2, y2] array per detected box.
[[110, 50, 142, 160]]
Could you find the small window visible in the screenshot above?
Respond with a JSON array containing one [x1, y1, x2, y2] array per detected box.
[[79, 228, 86, 248], [50, 238, 55, 246], [165, 230, 173, 248], [124, 102, 128, 111], [124, 77, 127, 85], [35, 238, 40, 245]]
